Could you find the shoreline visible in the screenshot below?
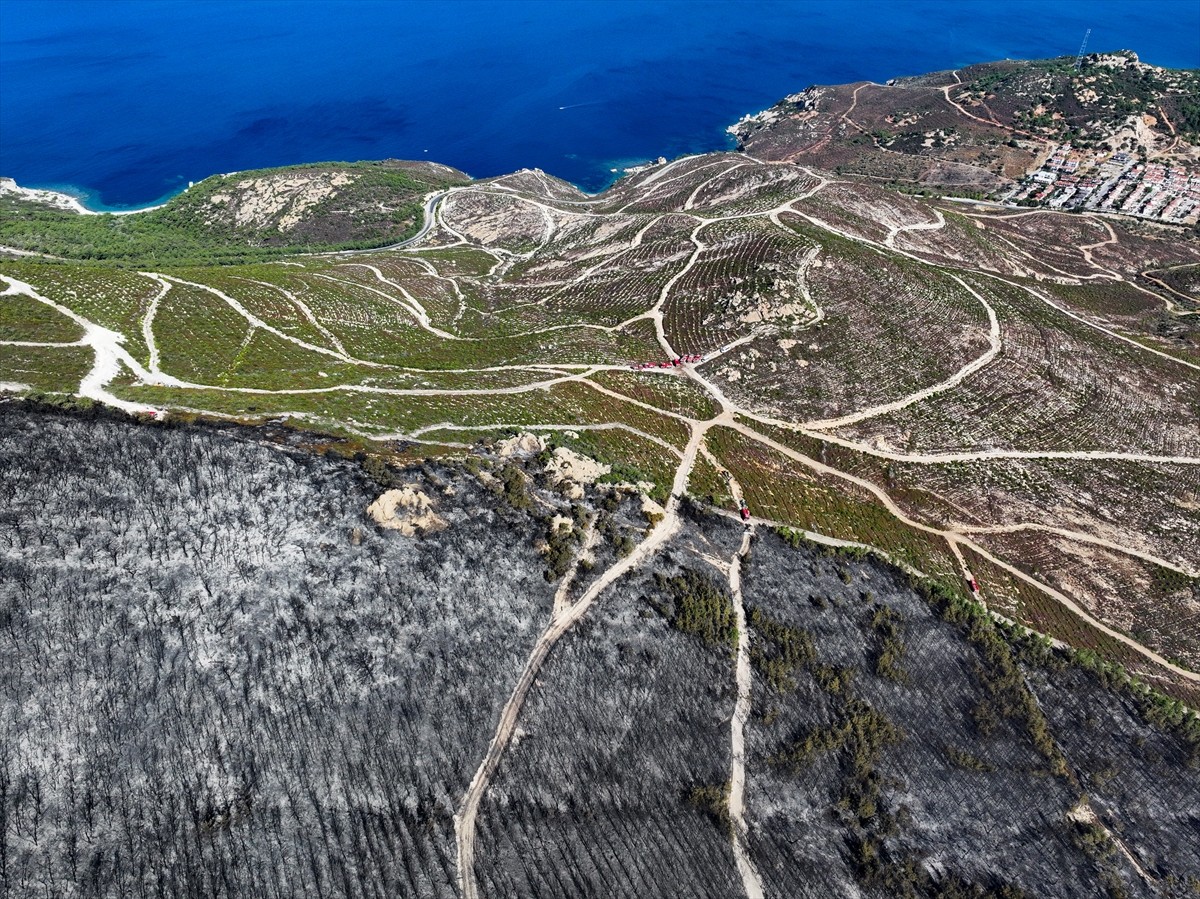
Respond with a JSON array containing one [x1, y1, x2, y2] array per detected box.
[[4, 47, 1186, 215], [0, 177, 178, 216], [2, 123, 739, 214]]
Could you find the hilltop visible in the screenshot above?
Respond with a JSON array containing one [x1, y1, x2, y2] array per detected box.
[[731, 51, 1199, 224]]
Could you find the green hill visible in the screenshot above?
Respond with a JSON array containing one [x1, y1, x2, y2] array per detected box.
[[0, 159, 470, 266]]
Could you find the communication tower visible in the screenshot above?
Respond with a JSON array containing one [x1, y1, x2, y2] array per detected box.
[[1074, 28, 1091, 69]]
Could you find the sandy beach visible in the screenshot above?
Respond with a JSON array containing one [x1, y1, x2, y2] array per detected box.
[[0, 177, 168, 215]]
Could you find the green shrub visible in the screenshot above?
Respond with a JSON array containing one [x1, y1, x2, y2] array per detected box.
[[869, 604, 908, 684], [747, 607, 816, 693], [650, 568, 736, 652], [498, 462, 530, 510], [814, 663, 855, 696], [946, 745, 994, 772], [772, 697, 902, 776], [684, 782, 732, 835]]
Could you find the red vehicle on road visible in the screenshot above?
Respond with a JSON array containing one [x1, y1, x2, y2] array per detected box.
[[740, 505, 751, 521], [631, 355, 705, 368]]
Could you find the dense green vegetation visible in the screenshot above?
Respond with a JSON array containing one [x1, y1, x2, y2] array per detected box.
[[868, 603, 908, 684], [496, 461, 532, 510], [772, 696, 901, 772], [0, 287, 85, 343], [540, 502, 591, 581], [0, 161, 468, 265], [649, 567, 737, 652], [747, 606, 816, 692]]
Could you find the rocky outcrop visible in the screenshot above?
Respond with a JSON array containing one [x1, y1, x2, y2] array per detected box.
[[367, 485, 448, 536]]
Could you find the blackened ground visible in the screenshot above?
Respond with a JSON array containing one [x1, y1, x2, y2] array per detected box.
[[473, 512, 748, 898], [1027, 664, 1200, 894], [2, 409, 1197, 899], [0, 408, 554, 899], [739, 529, 1199, 899]]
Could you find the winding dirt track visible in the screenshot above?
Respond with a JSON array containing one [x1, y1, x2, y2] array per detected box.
[[725, 419, 1200, 684], [5, 151, 1199, 898], [725, 516, 765, 898], [454, 426, 703, 899], [801, 274, 1000, 430]]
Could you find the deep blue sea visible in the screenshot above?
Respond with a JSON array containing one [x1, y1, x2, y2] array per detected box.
[[1, 0, 1197, 209]]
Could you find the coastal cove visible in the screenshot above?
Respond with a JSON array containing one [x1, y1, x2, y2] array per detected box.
[[2, 0, 1198, 209]]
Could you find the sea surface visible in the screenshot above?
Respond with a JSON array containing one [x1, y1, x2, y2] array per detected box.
[[1, 0, 1197, 209]]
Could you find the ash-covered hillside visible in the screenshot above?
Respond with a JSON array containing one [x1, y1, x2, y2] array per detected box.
[[0, 406, 560, 898], [2, 407, 1197, 899], [739, 531, 1200, 899]]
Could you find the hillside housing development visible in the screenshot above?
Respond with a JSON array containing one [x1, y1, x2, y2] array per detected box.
[[1001, 143, 1200, 225]]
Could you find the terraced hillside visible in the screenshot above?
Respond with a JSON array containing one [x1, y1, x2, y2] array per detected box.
[[4, 145, 1197, 698], [2, 71, 1200, 895]]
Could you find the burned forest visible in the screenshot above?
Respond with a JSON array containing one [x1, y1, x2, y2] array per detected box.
[[2, 407, 1197, 899]]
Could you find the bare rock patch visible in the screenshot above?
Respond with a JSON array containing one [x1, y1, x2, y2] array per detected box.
[[367, 485, 448, 536]]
